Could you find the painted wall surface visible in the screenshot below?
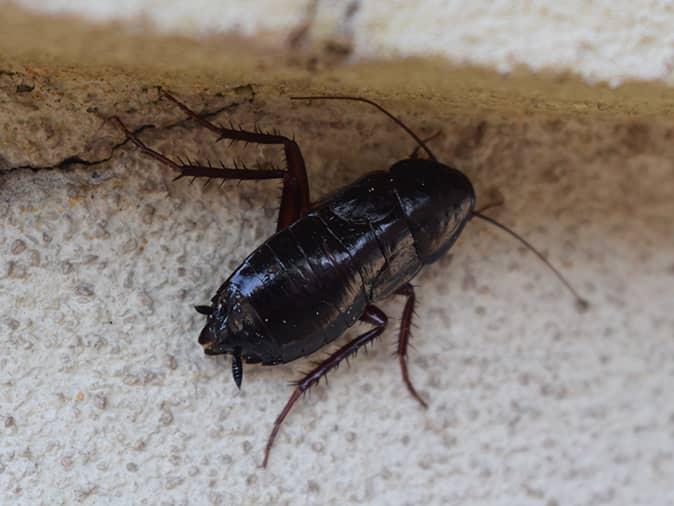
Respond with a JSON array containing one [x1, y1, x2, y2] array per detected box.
[[1, 3, 673, 506], [12, 0, 674, 85]]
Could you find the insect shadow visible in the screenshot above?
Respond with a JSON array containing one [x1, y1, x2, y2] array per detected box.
[[112, 90, 588, 468]]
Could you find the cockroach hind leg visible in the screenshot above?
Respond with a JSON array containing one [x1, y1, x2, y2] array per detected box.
[[231, 349, 243, 389], [262, 305, 387, 468], [128, 90, 311, 232]]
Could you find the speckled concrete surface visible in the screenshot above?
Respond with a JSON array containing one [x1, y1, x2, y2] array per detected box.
[[2, 86, 674, 505], [1, 6, 674, 506], [12, 0, 674, 85]]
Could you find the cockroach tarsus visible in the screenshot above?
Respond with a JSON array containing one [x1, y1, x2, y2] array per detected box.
[[112, 90, 588, 468]]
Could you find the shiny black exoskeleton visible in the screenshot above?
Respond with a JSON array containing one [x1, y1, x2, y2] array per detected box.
[[197, 159, 474, 366], [114, 91, 585, 468]]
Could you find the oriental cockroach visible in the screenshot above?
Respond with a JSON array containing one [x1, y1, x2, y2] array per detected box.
[[113, 91, 587, 467]]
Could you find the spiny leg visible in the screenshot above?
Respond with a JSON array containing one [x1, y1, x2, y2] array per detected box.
[[262, 305, 388, 468], [160, 89, 310, 230], [112, 116, 283, 176], [394, 283, 428, 409], [112, 116, 287, 182]]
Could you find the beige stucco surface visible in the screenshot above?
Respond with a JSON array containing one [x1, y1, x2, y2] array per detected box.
[[11, 0, 674, 85], [1, 5, 673, 505]]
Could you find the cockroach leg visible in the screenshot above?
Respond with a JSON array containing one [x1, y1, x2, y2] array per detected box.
[[394, 283, 428, 409], [111, 116, 182, 171], [262, 305, 388, 468], [113, 90, 311, 232], [160, 89, 310, 231], [113, 116, 286, 177]]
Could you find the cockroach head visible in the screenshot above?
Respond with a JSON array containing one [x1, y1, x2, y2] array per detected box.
[[391, 158, 476, 264]]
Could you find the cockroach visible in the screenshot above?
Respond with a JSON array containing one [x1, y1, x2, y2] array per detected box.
[[112, 91, 587, 468]]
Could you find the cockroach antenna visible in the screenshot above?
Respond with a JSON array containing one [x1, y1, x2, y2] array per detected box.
[[290, 95, 438, 161], [291, 96, 587, 310], [472, 211, 589, 311]]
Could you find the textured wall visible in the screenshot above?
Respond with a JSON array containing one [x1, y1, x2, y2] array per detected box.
[[1, 4, 673, 506], [11, 0, 674, 84]]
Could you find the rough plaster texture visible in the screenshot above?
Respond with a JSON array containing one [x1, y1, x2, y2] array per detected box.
[[11, 0, 674, 85], [1, 5, 674, 506]]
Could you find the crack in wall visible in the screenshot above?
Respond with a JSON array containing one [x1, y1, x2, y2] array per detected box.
[[1, 100, 247, 177]]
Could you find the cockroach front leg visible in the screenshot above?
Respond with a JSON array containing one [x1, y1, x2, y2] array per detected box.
[[112, 90, 311, 232], [263, 305, 388, 468], [394, 283, 428, 408]]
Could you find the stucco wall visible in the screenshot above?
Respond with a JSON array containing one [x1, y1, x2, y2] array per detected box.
[[11, 0, 674, 84], [1, 3, 673, 505]]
